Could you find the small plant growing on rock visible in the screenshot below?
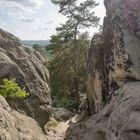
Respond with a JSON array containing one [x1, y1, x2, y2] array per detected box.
[[0, 78, 29, 98]]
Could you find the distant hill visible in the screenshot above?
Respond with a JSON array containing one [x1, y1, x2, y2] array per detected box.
[[22, 40, 49, 47]]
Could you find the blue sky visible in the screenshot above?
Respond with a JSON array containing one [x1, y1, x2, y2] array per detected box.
[[0, 0, 106, 40]]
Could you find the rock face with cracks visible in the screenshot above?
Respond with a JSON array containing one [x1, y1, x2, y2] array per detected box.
[[65, 0, 140, 139], [0, 95, 48, 140], [86, 0, 140, 115], [65, 83, 140, 140], [0, 28, 51, 128]]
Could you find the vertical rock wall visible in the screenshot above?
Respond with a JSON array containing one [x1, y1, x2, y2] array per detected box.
[[87, 0, 140, 115], [65, 1, 140, 139], [86, 34, 105, 114]]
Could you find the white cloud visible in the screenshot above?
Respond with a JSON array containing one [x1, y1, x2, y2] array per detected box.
[[39, 26, 49, 30], [46, 21, 54, 25], [1, 0, 42, 8], [0, 0, 43, 22], [0, 0, 106, 40]]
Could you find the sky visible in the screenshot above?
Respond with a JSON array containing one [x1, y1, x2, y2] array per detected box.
[[0, 0, 106, 40]]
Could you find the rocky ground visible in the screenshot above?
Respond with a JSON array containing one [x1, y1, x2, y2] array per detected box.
[[46, 115, 81, 140], [0, 93, 78, 140], [47, 120, 70, 140], [65, 83, 140, 140], [0, 95, 47, 140]]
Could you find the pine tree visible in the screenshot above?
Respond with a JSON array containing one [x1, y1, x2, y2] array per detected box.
[[47, 0, 100, 110], [52, 0, 99, 40]]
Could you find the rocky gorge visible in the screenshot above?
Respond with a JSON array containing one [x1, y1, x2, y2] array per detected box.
[[0, 0, 140, 140]]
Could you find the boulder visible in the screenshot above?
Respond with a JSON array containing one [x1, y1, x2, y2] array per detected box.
[[53, 107, 75, 122], [65, 82, 140, 140], [0, 95, 47, 140], [0, 28, 51, 127]]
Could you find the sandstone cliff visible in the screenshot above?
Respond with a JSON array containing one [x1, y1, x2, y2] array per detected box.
[[65, 0, 140, 139], [0, 29, 51, 127], [87, 0, 140, 115], [0, 95, 48, 140]]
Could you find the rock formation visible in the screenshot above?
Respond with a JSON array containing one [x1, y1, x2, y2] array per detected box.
[[65, 0, 140, 139], [86, 0, 140, 115], [0, 95, 47, 140], [0, 29, 51, 127], [1, 0, 140, 139], [86, 34, 105, 114], [53, 107, 75, 122], [65, 83, 140, 140]]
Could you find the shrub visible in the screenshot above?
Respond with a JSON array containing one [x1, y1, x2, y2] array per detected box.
[[0, 78, 29, 98], [58, 97, 70, 109]]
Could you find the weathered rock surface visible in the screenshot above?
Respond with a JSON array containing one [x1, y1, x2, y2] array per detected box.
[[87, 34, 105, 114], [0, 29, 51, 127], [65, 82, 140, 140], [0, 95, 47, 140], [53, 107, 75, 122], [87, 0, 140, 115], [65, 0, 140, 139], [44, 117, 66, 140]]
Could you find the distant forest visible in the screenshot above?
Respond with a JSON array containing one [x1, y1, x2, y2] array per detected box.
[[22, 40, 49, 47]]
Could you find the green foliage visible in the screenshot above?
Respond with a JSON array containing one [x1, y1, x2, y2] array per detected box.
[[58, 97, 70, 108], [0, 79, 29, 98], [58, 97, 78, 111], [51, 0, 100, 40], [48, 0, 100, 111], [48, 33, 89, 110]]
